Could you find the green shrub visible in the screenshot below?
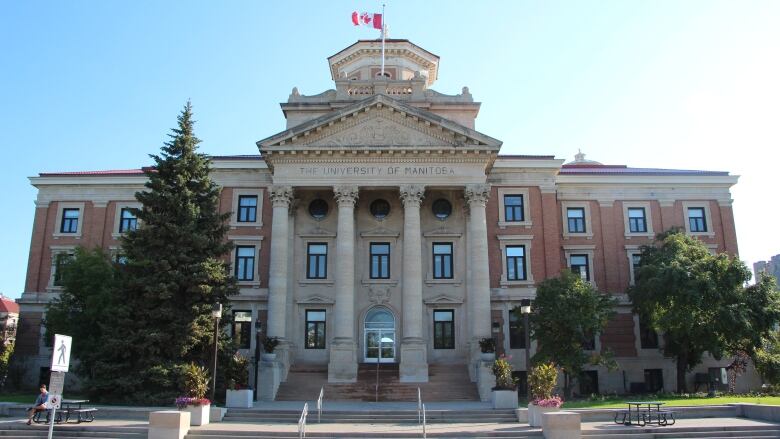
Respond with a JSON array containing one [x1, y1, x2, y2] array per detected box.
[[180, 363, 209, 399], [492, 354, 517, 390], [529, 363, 558, 400]]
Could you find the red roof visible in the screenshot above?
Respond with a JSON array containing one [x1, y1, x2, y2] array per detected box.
[[0, 297, 19, 314]]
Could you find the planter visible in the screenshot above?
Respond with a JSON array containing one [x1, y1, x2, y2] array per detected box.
[[226, 389, 253, 408], [261, 353, 277, 361], [182, 403, 210, 426], [528, 403, 559, 427], [491, 389, 518, 409], [480, 352, 495, 361]]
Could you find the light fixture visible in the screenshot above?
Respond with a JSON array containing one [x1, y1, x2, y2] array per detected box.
[[520, 298, 531, 315], [211, 303, 223, 319]]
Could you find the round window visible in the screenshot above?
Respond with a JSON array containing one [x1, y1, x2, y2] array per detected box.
[[432, 199, 452, 220], [370, 199, 391, 219], [308, 199, 329, 220]]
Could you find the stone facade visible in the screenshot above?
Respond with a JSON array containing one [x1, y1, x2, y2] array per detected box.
[[14, 39, 760, 396]]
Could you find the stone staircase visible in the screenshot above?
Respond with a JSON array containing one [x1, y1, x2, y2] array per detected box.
[[222, 408, 518, 424], [0, 424, 147, 438], [275, 363, 479, 402]]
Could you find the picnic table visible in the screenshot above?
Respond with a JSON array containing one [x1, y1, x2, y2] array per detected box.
[[33, 399, 97, 424], [613, 401, 676, 426]]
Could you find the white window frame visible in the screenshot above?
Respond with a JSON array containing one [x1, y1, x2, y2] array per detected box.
[[497, 235, 534, 286], [561, 201, 593, 239], [625, 245, 641, 286], [497, 187, 532, 229], [231, 189, 264, 228], [112, 202, 142, 238], [53, 202, 85, 238], [622, 202, 654, 238], [563, 245, 596, 287], [229, 236, 263, 287], [48, 245, 76, 290], [682, 201, 715, 237]]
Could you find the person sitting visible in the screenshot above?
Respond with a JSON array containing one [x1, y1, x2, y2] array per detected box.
[[26, 384, 48, 425]]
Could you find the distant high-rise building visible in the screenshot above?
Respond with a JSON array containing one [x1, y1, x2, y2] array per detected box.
[[754, 254, 780, 286]]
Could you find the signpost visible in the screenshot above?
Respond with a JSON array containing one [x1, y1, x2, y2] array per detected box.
[[47, 334, 72, 439]]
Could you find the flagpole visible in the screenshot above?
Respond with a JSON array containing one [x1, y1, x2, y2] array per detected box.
[[381, 3, 386, 77]]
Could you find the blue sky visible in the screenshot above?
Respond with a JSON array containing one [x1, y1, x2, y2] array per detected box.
[[1, 1, 779, 298]]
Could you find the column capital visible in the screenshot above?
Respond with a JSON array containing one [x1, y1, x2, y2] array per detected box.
[[464, 183, 491, 207], [333, 185, 359, 206], [269, 185, 294, 208], [399, 184, 425, 207]]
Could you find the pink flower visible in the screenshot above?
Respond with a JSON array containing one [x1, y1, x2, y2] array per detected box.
[[532, 396, 563, 408]]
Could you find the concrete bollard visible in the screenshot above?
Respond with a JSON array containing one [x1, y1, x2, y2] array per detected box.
[[210, 406, 227, 422], [148, 410, 190, 439], [541, 411, 581, 439]]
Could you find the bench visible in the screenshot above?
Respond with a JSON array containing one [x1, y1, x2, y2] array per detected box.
[[32, 409, 61, 424], [656, 410, 676, 426], [68, 408, 98, 423], [613, 410, 629, 424]]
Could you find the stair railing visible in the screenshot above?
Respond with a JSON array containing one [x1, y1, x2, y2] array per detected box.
[[317, 386, 324, 423], [417, 387, 422, 424], [421, 403, 427, 439], [298, 402, 308, 439]]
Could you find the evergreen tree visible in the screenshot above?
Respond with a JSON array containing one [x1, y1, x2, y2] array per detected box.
[[629, 229, 780, 393], [92, 102, 237, 403]]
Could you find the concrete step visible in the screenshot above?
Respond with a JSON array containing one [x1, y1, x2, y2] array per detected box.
[[0, 425, 147, 438], [224, 409, 518, 424], [186, 429, 544, 438], [581, 425, 780, 438]]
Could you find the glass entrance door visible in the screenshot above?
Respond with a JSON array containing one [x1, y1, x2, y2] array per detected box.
[[364, 307, 396, 363]]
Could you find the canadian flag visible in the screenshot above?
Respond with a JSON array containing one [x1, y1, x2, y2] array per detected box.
[[351, 11, 382, 30]]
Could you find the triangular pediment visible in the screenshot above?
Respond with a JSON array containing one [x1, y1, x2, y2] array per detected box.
[[296, 294, 335, 305], [258, 94, 501, 151], [423, 294, 463, 305]]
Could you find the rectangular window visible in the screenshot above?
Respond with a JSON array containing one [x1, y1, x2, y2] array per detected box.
[[567, 207, 586, 233], [580, 330, 596, 350], [305, 309, 326, 349], [232, 311, 252, 349], [60, 208, 80, 233], [509, 311, 527, 349], [307, 243, 327, 279], [432, 243, 453, 279], [506, 245, 527, 281], [688, 207, 707, 232], [433, 309, 455, 349], [579, 370, 599, 395], [504, 195, 524, 222], [234, 246, 255, 281], [512, 371, 528, 396], [570, 254, 590, 281], [639, 317, 659, 349], [119, 208, 138, 233], [53, 253, 74, 286], [237, 195, 258, 223], [370, 243, 390, 279], [631, 254, 642, 282], [628, 207, 647, 233]]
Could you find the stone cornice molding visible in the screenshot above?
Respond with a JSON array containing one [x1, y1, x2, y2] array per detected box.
[[269, 185, 294, 208], [333, 185, 359, 206], [464, 183, 491, 207], [399, 184, 425, 207]]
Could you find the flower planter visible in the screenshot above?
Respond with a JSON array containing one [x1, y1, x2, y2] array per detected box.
[[480, 352, 496, 361], [226, 389, 253, 408], [261, 353, 277, 361], [183, 403, 210, 426], [528, 403, 559, 427], [491, 389, 518, 409]]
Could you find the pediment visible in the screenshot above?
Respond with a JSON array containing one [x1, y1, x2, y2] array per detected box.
[[423, 294, 463, 305], [258, 94, 501, 151], [296, 294, 335, 305]]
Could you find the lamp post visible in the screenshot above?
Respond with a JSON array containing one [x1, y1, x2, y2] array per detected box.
[[210, 303, 222, 402], [253, 325, 263, 401], [520, 299, 532, 398]]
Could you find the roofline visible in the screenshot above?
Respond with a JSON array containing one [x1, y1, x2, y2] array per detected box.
[[327, 39, 440, 64], [556, 174, 739, 186]]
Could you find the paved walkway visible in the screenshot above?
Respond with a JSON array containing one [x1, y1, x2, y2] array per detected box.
[[582, 416, 779, 431]]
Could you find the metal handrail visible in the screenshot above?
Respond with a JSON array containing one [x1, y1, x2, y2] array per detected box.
[[417, 387, 422, 424], [421, 403, 427, 439], [298, 402, 308, 439], [317, 386, 324, 423]]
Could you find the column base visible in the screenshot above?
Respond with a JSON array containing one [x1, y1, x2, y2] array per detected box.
[[328, 338, 357, 383], [272, 338, 292, 382], [399, 338, 428, 382]]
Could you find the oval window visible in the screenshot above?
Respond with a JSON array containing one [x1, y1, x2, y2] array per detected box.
[[308, 199, 329, 220], [432, 199, 452, 220], [370, 199, 391, 219]]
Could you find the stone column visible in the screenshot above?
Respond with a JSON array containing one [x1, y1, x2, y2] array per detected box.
[[465, 184, 492, 365], [399, 184, 428, 382], [328, 185, 359, 382], [267, 185, 293, 340]]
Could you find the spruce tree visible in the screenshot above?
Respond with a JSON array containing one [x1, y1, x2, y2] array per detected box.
[[92, 102, 237, 403]]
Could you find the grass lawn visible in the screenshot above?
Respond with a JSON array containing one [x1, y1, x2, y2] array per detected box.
[[559, 395, 780, 409], [0, 392, 88, 405]]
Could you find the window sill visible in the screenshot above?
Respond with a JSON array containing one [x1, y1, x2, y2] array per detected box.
[[230, 222, 263, 229], [299, 279, 334, 286], [624, 233, 654, 239], [425, 279, 461, 286], [237, 281, 262, 288], [563, 233, 593, 240], [687, 231, 715, 238], [52, 234, 81, 239], [499, 280, 535, 287], [361, 279, 398, 286], [498, 221, 532, 229]]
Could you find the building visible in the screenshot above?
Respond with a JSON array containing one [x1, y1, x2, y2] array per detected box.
[[15, 39, 757, 398], [0, 295, 19, 345], [754, 254, 780, 286]]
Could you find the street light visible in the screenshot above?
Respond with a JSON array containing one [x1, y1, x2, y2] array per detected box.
[[253, 325, 263, 401], [210, 302, 222, 402], [520, 299, 532, 398]]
